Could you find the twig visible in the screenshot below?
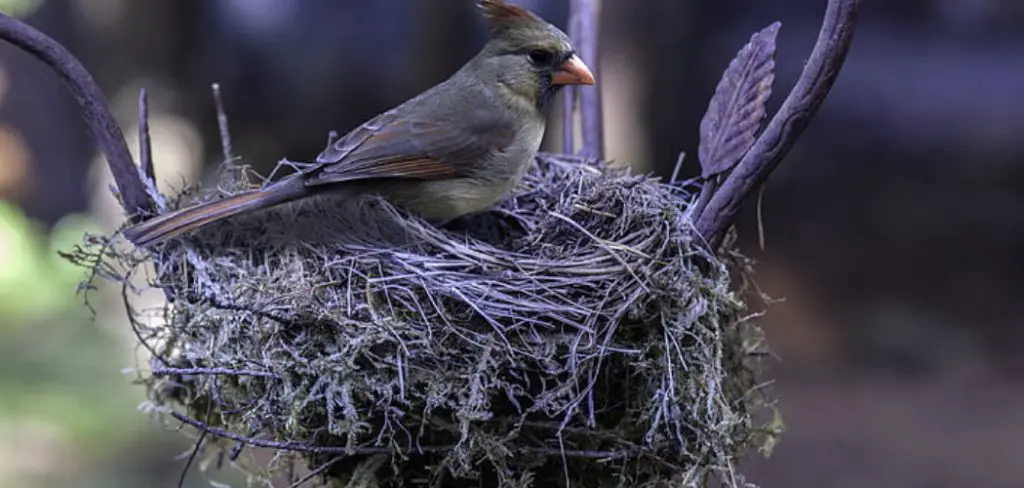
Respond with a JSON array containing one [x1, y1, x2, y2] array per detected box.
[[286, 456, 344, 488], [523, 447, 629, 459], [695, 0, 861, 249], [211, 83, 234, 162], [199, 291, 298, 327], [177, 429, 206, 488], [151, 367, 281, 379], [121, 278, 170, 366], [572, 0, 603, 159], [0, 13, 153, 217], [138, 89, 154, 182], [430, 465, 450, 488], [177, 405, 212, 488], [230, 441, 246, 461]]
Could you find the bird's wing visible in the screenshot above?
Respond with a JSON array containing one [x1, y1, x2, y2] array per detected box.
[[306, 106, 516, 186]]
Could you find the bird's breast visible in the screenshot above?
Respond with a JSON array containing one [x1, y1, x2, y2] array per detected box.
[[501, 118, 545, 173]]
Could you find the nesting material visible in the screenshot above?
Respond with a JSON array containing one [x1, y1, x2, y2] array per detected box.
[[75, 153, 778, 487]]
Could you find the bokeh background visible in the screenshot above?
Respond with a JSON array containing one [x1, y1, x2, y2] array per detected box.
[[1, 0, 1023, 487]]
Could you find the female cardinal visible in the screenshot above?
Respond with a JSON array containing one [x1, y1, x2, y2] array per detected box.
[[123, 0, 594, 247]]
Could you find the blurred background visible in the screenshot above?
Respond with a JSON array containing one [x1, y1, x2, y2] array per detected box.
[[1, 0, 1023, 486]]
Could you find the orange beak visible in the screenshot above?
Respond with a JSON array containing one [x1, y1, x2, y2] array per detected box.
[[551, 54, 595, 86]]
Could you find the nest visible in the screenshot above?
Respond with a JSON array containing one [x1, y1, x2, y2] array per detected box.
[[71, 153, 779, 487]]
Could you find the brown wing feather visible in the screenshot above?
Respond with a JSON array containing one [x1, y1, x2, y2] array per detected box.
[[306, 106, 515, 186], [314, 108, 403, 165]]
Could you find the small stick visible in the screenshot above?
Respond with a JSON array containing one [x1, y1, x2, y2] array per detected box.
[[177, 405, 212, 488], [151, 367, 281, 379], [138, 88, 154, 182], [211, 83, 234, 162], [286, 456, 344, 488]]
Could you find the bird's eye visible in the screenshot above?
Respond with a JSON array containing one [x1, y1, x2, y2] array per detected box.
[[528, 49, 554, 66]]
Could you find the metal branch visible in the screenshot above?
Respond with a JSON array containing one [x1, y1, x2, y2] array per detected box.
[[562, 86, 577, 155], [562, 5, 579, 155], [695, 0, 861, 249], [0, 13, 153, 217], [569, 0, 603, 159]]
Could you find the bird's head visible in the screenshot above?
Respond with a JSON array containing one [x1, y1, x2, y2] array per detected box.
[[471, 0, 595, 113]]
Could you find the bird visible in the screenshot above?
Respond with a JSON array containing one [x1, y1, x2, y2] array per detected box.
[[122, 0, 595, 248]]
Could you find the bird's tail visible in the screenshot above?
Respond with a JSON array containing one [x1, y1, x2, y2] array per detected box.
[[123, 178, 312, 247]]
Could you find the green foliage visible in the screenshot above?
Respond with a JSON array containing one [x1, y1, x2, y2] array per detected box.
[[0, 0, 42, 18], [0, 202, 143, 478], [0, 319, 141, 446], [0, 202, 100, 324]]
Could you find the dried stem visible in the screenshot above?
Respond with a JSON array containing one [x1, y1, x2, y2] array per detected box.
[[286, 456, 344, 488], [211, 83, 234, 162], [138, 88, 154, 182], [151, 367, 282, 379], [177, 406, 211, 488], [695, 0, 861, 249], [0, 13, 153, 217]]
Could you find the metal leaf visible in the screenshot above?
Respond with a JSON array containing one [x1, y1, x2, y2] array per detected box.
[[698, 22, 780, 179]]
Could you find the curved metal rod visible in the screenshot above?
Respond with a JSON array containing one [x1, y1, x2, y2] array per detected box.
[[0, 12, 153, 217], [696, 0, 862, 249]]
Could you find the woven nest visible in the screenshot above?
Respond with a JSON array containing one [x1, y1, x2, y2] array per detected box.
[[73, 153, 779, 487]]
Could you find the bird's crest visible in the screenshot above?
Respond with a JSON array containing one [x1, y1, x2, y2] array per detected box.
[[477, 0, 543, 34]]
